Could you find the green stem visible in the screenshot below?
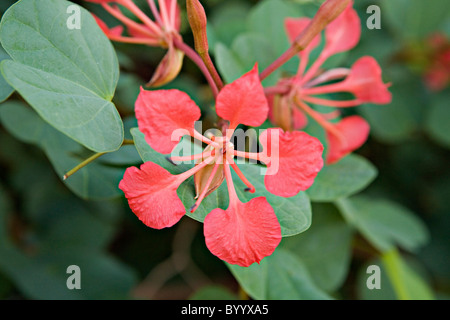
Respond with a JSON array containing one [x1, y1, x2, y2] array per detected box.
[[63, 139, 135, 180], [381, 249, 410, 300]]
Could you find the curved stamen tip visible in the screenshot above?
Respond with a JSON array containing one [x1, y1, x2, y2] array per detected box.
[[189, 204, 198, 213], [165, 156, 177, 166], [244, 187, 256, 194]]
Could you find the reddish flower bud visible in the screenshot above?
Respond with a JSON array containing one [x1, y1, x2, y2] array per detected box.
[[186, 0, 209, 55]]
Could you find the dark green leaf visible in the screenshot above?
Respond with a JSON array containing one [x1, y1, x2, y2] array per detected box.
[[227, 248, 331, 300], [307, 154, 377, 202], [336, 196, 430, 253], [282, 203, 354, 292]]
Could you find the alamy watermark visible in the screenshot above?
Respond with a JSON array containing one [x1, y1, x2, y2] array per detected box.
[[366, 264, 381, 290], [66, 265, 81, 290]]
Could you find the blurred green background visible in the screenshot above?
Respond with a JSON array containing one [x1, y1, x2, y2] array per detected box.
[[0, 0, 449, 300]]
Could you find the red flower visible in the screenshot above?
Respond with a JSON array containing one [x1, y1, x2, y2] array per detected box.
[[86, 0, 183, 87], [119, 65, 324, 267], [267, 1, 391, 164], [423, 33, 450, 92]]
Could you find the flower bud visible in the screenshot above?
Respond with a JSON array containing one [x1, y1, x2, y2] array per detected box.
[[186, 0, 209, 55], [293, 0, 351, 51]]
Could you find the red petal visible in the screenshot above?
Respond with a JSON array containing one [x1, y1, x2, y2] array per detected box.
[[323, 2, 360, 57], [285, 17, 321, 54], [326, 115, 370, 164], [259, 129, 324, 197], [293, 107, 308, 130], [216, 64, 268, 129], [85, 0, 116, 3], [341, 56, 392, 104], [135, 88, 201, 154], [204, 197, 281, 267], [119, 162, 186, 229], [163, 0, 182, 31], [92, 14, 124, 37]]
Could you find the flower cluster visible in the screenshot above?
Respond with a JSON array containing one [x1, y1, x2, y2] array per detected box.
[[267, 2, 392, 164], [112, 0, 392, 267], [119, 65, 324, 267], [86, 0, 183, 87]]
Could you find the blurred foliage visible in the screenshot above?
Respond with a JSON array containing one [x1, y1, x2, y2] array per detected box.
[[0, 0, 449, 300]]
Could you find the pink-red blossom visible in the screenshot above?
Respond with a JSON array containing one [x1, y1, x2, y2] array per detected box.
[[86, 0, 183, 87], [267, 1, 391, 164], [119, 65, 324, 267]]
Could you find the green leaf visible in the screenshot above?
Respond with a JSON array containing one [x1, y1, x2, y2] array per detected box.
[[208, 1, 251, 48], [227, 248, 331, 300], [0, 43, 13, 102], [0, 101, 126, 199], [282, 203, 354, 292], [215, 33, 281, 86], [0, 0, 123, 152], [336, 196, 430, 253], [381, 0, 450, 40], [424, 89, 450, 149], [247, 0, 301, 58], [360, 69, 426, 144], [0, 176, 137, 300], [307, 154, 378, 202]]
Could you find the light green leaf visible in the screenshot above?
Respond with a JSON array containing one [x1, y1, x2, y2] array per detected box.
[[307, 154, 378, 202], [0, 0, 123, 152], [336, 196, 430, 253], [227, 248, 331, 300], [0, 44, 13, 102]]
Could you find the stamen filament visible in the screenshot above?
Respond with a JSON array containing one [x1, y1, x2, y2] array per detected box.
[[147, 0, 163, 26], [297, 52, 310, 78], [303, 67, 350, 88], [102, 3, 158, 39], [300, 51, 329, 85], [192, 130, 221, 149], [294, 97, 345, 143], [121, 0, 161, 35], [301, 81, 348, 96], [233, 150, 261, 162], [264, 85, 290, 96], [223, 163, 240, 207], [107, 35, 160, 45], [302, 95, 362, 108], [174, 155, 216, 185], [229, 161, 255, 193], [158, 0, 171, 31], [169, 0, 177, 30], [170, 150, 214, 163]]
